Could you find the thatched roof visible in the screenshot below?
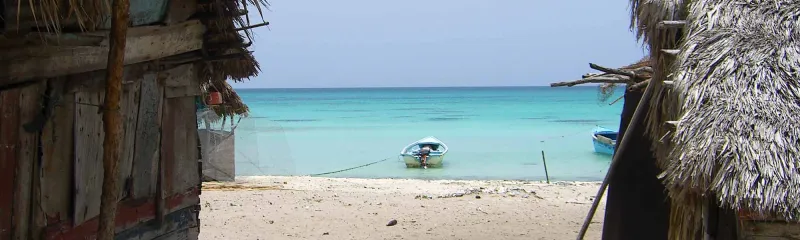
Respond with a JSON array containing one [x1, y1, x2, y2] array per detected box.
[[628, 0, 800, 239], [8, 0, 267, 118], [663, 0, 800, 219], [197, 0, 268, 117]]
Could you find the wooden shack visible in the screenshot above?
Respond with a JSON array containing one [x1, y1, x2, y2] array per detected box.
[[0, 0, 265, 239]]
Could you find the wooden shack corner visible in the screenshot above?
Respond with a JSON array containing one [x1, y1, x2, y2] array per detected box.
[[0, 0, 267, 239]]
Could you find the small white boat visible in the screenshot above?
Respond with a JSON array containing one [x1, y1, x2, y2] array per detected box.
[[399, 136, 449, 168]]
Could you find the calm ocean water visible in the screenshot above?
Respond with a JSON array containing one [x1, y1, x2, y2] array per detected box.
[[228, 86, 624, 181]]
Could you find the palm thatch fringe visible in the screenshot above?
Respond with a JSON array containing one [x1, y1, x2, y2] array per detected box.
[[658, 0, 800, 238], [596, 56, 653, 101], [628, 0, 689, 168], [202, 79, 249, 118], [196, 0, 269, 117], [13, 0, 111, 33]]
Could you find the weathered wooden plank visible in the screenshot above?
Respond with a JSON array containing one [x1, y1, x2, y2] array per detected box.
[[119, 75, 142, 200], [164, 86, 202, 99], [131, 74, 164, 199], [116, 206, 198, 240], [0, 20, 206, 84], [40, 80, 74, 227], [32, 79, 66, 240], [44, 188, 200, 240], [163, 64, 201, 99], [158, 98, 176, 222], [0, 89, 20, 240], [741, 221, 800, 240], [73, 90, 106, 226], [157, 97, 200, 226], [14, 81, 45, 240], [152, 227, 196, 240], [168, 97, 200, 195], [162, 64, 196, 88]]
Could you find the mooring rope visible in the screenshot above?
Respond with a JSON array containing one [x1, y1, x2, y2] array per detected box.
[[308, 157, 396, 176]]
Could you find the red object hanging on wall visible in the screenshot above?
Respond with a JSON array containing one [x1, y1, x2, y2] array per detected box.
[[206, 92, 222, 105]]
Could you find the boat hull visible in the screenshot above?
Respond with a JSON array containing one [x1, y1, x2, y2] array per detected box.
[[592, 138, 615, 155], [402, 155, 445, 168], [592, 127, 617, 156], [399, 136, 449, 168]]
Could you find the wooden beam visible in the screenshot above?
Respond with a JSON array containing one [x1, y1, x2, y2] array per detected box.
[[657, 20, 686, 29], [0, 20, 206, 86], [550, 76, 631, 87]]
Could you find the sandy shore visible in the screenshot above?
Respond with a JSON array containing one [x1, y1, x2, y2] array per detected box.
[[198, 176, 606, 240]]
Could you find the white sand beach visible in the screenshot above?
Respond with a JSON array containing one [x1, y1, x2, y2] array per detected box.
[[198, 176, 606, 240]]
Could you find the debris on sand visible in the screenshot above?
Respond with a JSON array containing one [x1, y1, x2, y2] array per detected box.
[[386, 219, 398, 226], [415, 187, 541, 199]]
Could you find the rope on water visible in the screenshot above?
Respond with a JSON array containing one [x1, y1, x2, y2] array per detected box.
[[308, 157, 395, 176]]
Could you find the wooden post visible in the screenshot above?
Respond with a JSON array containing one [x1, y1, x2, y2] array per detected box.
[[97, 0, 130, 238], [541, 150, 550, 184], [576, 71, 659, 240]]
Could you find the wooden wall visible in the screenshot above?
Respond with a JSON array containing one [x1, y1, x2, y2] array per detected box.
[[0, 62, 202, 240], [739, 221, 800, 240]]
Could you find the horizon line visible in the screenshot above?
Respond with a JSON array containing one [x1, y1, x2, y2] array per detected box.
[[232, 85, 599, 90]]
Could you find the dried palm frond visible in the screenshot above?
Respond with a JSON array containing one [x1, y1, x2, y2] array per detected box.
[[628, 0, 688, 169], [12, 0, 108, 34], [196, 0, 269, 118]]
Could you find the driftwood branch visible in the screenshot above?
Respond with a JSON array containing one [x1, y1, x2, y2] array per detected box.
[[234, 22, 270, 31], [631, 66, 653, 74], [550, 76, 630, 87], [629, 79, 651, 90], [97, 0, 129, 238], [589, 63, 645, 80], [608, 95, 625, 106]]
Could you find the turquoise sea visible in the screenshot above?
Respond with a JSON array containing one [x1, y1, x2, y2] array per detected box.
[[229, 86, 624, 181]]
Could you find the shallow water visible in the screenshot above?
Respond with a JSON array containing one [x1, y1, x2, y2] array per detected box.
[[224, 86, 623, 181]]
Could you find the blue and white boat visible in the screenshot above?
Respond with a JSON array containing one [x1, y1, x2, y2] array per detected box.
[[399, 136, 449, 168], [592, 126, 618, 155]]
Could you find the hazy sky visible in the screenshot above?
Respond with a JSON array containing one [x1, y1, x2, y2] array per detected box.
[[232, 0, 647, 89]]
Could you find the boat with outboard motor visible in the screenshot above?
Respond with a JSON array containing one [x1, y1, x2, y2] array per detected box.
[[399, 136, 448, 168]]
